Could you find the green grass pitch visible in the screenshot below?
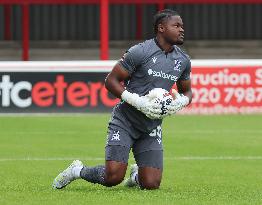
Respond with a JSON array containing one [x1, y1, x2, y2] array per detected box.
[[0, 114, 262, 205]]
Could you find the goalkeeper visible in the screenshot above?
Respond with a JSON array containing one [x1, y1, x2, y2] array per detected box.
[[53, 9, 192, 190]]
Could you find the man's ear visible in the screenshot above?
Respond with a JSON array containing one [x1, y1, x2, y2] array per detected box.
[[158, 23, 165, 33]]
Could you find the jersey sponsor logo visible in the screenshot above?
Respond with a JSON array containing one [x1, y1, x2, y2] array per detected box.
[[152, 57, 157, 64], [148, 69, 178, 82], [173, 60, 182, 71]]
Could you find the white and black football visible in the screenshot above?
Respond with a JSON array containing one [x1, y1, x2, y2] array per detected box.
[[147, 88, 174, 116]]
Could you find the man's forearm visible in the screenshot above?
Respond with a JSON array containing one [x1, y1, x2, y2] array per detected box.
[[182, 90, 192, 105], [105, 74, 125, 99]]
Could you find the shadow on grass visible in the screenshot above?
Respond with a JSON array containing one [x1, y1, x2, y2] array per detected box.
[[60, 184, 139, 192], [56, 183, 168, 195]]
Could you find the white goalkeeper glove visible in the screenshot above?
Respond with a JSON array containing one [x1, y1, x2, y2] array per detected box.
[[166, 89, 190, 115], [121, 90, 162, 119]]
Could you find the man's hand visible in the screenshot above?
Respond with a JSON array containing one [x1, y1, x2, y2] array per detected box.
[[140, 97, 164, 119], [165, 89, 190, 115], [121, 89, 189, 119], [121, 90, 162, 119]]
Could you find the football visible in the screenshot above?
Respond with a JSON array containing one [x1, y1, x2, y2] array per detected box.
[[146, 88, 174, 116]]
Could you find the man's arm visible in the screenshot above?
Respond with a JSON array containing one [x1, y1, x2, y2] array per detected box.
[[165, 79, 192, 116], [105, 63, 129, 98], [176, 79, 192, 105], [105, 63, 162, 119]]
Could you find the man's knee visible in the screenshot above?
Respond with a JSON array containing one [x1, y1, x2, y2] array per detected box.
[[140, 178, 161, 190], [137, 166, 162, 190], [104, 160, 127, 187], [105, 172, 124, 186]]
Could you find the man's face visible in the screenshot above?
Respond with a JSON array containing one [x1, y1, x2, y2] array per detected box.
[[161, 15, 184, 45]]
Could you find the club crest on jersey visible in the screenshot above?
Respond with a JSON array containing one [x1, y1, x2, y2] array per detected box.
[[173, 60, 182, 71]]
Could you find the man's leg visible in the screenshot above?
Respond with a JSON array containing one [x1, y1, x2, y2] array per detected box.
[[125, 125, 163, 190], [80, 145, 130, 187], [53, 118, 133, 189], [79, 160, 127, 186], [138, 166, 162, 189], [124, 150, 163, 189], [53, 145, 130, 189]]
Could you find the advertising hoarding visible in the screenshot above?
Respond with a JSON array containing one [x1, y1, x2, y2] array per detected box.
[[0, 60, 261, 114]]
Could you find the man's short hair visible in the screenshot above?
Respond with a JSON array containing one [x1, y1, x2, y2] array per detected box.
[[153, 9, 180, 34]]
